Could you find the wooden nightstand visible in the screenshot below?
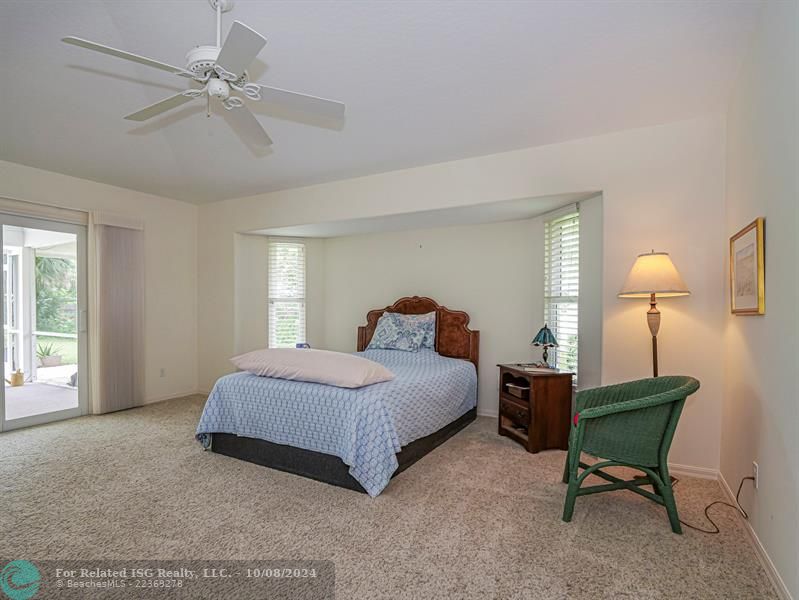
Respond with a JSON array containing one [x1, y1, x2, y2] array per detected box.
[[497, 364, 574, 453]]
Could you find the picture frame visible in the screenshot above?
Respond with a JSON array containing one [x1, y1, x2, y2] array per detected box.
[[730, 217, 765, 315]]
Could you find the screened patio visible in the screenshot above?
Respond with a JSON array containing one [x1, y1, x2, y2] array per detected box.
[[4, 226, 79, 420]]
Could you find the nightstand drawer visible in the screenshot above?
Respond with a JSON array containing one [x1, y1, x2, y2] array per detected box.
[[504, 382, 530, 400], [499, 397, 529, 427]]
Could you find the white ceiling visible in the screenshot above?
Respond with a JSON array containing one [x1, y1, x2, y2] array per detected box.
[[253, 192, 598, 238], [0, 1, 762, 204]]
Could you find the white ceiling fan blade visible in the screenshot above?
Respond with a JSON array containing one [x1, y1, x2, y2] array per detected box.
[[215, 21, 267, 79], [124, 93, 197, 122], [62, 37, 193, 78], [224, 104, 273, 147], [253, 85, 345, 120]]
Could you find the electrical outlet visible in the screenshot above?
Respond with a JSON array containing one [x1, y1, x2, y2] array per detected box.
[[752, 461, 759, 489], [159, 368, 166, 378]]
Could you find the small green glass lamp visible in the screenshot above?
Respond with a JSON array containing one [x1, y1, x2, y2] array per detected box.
[[532, 324, 558, 368]]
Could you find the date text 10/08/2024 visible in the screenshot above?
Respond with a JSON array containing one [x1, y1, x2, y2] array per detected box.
[[53, 567, 320, 579]]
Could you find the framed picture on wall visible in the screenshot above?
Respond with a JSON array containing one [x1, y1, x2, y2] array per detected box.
[[730, 217, 765, 315]]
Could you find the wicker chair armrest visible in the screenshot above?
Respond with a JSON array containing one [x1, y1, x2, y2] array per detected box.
[[575, 380, 646, 411], [578, 380, 699, 421]]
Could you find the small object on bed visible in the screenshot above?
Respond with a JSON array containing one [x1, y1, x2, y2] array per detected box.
[[366, 312, 426, 352], [388, 311, 436, 348], [357, 296, 479, 369], [230, 347, 395, 388]]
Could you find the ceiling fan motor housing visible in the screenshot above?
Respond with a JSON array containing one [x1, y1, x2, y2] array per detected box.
[[208, 0, 235, 12], [185, 45, 220, 77]]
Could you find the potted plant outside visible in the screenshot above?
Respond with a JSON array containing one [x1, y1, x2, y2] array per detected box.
[[37, 342, 63, 368]]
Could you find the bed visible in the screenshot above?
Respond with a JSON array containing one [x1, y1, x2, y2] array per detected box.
[[196, 296, 479, 496]]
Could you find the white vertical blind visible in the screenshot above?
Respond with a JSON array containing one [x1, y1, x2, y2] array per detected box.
[[92, 223, 145, 413], [544, 207, 579, 378], [267, 240, 306, 348]]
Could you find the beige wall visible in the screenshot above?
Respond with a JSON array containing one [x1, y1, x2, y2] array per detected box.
[[198, 115, 726, 471], [234, 233, 269, 356], [0, 160, 199, 404], [577, 195, 603, 390], [319, 197, 603, 416], [722, 1, 798, 597], [323, 218, 543, 417]]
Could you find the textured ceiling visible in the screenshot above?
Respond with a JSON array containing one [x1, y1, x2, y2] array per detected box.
[[0, 1, 762, 204]]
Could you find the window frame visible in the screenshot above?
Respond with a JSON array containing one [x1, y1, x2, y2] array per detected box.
[[543, 206, 579, 379], [267, 238, 307, 349]]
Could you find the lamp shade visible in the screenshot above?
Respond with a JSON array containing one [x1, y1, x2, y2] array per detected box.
[[532, 324, 558, 347], [618, 251, 690, 298]]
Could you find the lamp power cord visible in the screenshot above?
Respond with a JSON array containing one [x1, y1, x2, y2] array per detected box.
[[673, 475, 754, 534]]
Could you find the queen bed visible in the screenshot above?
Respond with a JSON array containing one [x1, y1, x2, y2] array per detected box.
[[196, 296, 480, 496]]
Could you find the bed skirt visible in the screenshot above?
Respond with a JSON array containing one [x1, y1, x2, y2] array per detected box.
[[207, 408, 477, 494]]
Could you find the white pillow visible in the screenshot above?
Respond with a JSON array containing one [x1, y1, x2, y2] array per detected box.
[[230, 348, 395, 388]]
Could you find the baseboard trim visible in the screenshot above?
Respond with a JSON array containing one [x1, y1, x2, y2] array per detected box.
[[718, 472, 793, 600], [143, 390, 206, 405], [668, 463, 719, 480]]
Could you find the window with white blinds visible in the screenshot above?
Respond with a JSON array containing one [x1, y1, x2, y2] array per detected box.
[[544, 207, 579, 378], [267, 241, 306, 348]]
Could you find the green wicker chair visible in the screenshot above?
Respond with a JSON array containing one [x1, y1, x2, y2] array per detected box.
[[561, 376, 700, 533]]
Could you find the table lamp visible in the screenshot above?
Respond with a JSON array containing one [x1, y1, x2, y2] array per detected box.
[[532, 324, 558, 368], [618, 251, 689, 377]]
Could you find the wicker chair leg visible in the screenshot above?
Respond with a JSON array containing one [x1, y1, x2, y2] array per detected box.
[[562, 477, 579, 522], [562, 448, 580, 522], [659, 475, 682, 534]]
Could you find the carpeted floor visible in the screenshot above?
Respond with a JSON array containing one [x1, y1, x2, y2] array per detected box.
[[0, 395, 776, 599]]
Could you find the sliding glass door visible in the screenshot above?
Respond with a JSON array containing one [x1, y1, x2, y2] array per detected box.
[[0, 214, 88, 431]]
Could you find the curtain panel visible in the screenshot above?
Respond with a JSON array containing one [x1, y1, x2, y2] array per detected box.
[[88, 216, 145, 414]]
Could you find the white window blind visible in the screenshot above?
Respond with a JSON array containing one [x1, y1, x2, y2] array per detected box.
[[544, 207, 579, 378], [267, 241, 306, 348]]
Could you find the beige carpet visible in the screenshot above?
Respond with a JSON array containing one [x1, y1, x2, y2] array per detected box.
[[0, 395, 776, 599]]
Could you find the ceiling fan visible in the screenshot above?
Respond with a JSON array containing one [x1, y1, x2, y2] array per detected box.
[[62, 0, 345, 148]]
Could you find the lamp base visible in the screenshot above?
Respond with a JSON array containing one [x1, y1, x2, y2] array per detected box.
[[652, 335, 658, 378], [648, 293, 660, 378]]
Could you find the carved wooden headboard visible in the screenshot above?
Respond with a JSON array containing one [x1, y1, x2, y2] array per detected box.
[[357, 296, 479, 370]]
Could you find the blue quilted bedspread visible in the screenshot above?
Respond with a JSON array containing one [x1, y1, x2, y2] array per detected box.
[[195, 349, 477, 496]]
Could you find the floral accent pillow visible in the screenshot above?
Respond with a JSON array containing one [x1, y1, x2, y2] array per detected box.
[[390, 311, 436, 349], [367, 312, 426, 352]]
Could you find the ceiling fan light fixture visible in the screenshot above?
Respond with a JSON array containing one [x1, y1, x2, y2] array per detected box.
[[207, 78, 230, 100]]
